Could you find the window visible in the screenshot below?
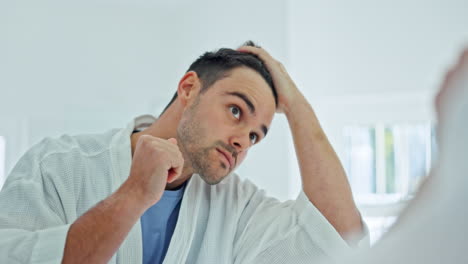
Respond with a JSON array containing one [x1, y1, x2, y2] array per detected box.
[[0, 136, 5, 189], [344, 123, 435, 195], [344, 122, 436, 243]]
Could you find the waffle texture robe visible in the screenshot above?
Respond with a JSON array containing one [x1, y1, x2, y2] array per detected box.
[[0, 116, 362, 263]]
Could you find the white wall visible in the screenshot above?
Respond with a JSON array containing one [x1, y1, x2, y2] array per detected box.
[[2, 0, 468, 202], [286, 0, 468, 197], [288, 0, 468, 97], [0, 0, 293, 200]]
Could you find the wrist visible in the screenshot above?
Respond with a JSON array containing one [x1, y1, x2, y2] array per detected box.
[[117, 179, 157, 212], [282, 90, 307, 116]]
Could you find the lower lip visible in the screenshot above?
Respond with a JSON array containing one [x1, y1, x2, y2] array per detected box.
[[217, 149, 231, 169]]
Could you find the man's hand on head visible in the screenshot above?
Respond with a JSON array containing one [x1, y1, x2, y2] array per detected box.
[[239, 45, 364, 242], [237, 45, 305, 115]]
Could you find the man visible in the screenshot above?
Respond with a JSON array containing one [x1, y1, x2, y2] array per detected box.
[[0, 42, 365, 263]]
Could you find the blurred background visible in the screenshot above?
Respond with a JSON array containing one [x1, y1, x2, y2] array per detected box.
[[1, 0, 467, 244]]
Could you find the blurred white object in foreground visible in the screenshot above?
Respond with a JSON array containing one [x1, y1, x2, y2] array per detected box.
[[328, 48, 468, 264]]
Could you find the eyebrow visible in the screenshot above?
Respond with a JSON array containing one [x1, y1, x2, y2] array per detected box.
[[261, 125, 268, 138], [225, 91, 269, 137], [226, 91, 255, 114]]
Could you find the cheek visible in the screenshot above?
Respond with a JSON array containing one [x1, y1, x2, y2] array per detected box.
[[209, 109, 234, 137]]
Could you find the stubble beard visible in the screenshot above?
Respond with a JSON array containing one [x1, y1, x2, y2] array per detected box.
[[177, 101, 232, 185]]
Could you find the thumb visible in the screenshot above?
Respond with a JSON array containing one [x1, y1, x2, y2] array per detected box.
[[167, 138, 178, 145]]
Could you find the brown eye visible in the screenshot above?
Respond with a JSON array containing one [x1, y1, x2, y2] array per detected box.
[[230, 106, 241, 119], [249, 133, 258, 144]]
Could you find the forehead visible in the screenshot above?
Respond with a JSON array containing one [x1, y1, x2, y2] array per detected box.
[[207, 67, 276, 116], [208, 67, 275, 108]]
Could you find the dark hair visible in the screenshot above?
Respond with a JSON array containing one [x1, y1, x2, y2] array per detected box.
[[159, 41, 277, 116]]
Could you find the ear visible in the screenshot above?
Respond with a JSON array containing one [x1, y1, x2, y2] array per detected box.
[[177, 71, 201, 107]]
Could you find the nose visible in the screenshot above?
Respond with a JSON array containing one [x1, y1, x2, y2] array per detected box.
[[229, 130, 251, 153]]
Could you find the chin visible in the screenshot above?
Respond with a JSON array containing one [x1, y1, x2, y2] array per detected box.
[[192, 150, 233, 185], [199, 171, 230, 185]]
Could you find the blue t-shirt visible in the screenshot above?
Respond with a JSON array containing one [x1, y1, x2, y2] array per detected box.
[[140, 184, 186, 264]]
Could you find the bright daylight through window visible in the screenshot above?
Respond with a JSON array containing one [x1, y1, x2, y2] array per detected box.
[[343, 122, 436, 243]]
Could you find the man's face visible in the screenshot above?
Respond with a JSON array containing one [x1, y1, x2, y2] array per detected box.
[[177, 67, 276, 185]]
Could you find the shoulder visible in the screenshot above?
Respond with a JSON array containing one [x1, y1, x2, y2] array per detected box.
[[30, 128, 120, 161], [5, 128, 121, 183]]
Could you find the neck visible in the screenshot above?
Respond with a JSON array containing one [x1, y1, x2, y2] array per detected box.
[[130, 103, 194, 190]]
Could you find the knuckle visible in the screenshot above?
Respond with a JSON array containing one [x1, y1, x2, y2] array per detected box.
[[158, 151, 171, 162], [141, 134, 152, 140], [139, 135, 153, 145], [170, 144, 181, 154], [177, 155, 184, 164]]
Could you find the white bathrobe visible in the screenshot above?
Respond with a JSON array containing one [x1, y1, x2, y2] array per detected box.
[[0, 116, 358, 264]]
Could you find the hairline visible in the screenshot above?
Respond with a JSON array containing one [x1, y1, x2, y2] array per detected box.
[[160, 65, 275, 116]]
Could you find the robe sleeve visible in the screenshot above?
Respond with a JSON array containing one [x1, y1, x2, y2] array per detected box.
[[0, 141, 72, 264], [233, 184, 368, 264]]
